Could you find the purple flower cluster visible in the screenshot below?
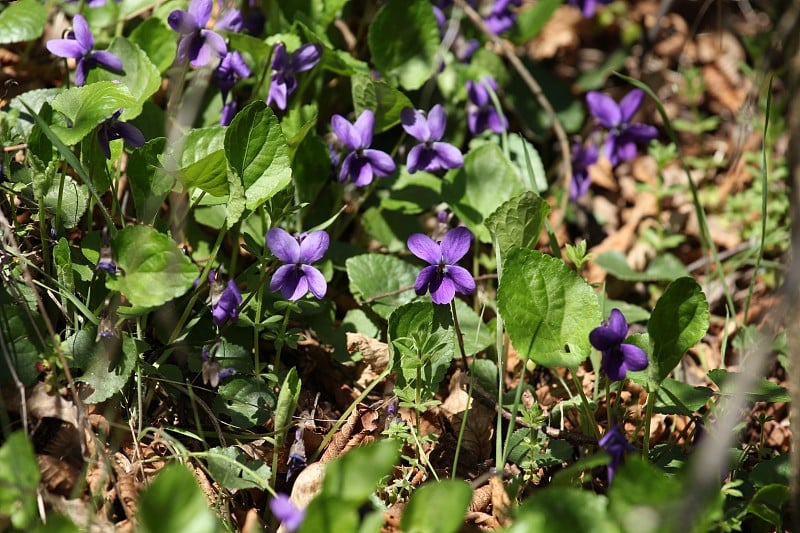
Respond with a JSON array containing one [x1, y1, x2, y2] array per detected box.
[[589, 308, 648, 381], [201, 347, 236, 387], [209, 270, 242, 326], [46, 15, 123, 86], [214, 51, 250, 125], [598, 423, 634, 483], [168, 0, 228, 67], [270, 494, 304, 532], [331, 110, 396, 186], [466, 77, 507, 135], [586, 89, 658, 166], [569, 142, 598, 201], [401, 105, 463, 173], [97, 110, 145, 160], [266, 43, 322, 110], [484, 0, 522, 35], [267, 228, 329, 301], [407, 226, 475, 305]]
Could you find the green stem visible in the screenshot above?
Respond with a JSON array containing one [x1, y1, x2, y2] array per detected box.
[[450, 299, 472, 478], [500, 363, 526, 465], [642, 387, 656, 458], [165, 229, 227, 347], [572, 373, 601, 441], [272, 307, 292, 375]]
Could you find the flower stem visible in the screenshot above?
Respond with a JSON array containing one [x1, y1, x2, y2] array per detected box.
[[642, 386, 656, 459], [572, 372, 601, 441], [450, 299, 472, 478], [272, 306, 292, 375]]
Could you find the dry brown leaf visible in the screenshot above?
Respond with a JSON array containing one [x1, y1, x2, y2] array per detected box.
[[346, 332, 390, 372], [439, 371, 494, 466], [26, 383, 79, 427], [490, 476, 511, 526], [112, 452, 138, 522], [469, 483, 492, 512], [38, 454, 79, 495], [527, 6, 581, 60]]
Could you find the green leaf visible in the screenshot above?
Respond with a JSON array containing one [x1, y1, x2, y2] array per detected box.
[[453, 298, 494, 356], [485, 191, 550, 255], [351, 75, 413, 133], [654, 378, 713, 415], [401, 480, 472, 533], [498, 248, 600, 368], [171, 126, 228, 196], [299, 495, 360, 533], [213, 377, 276, 427], [602, 299, 650, 324], [707, 369, 790, 403], [206, 447, 271, 491], [127, 138, 173, 223], [749, 454, 789, 488], [86, 37, 161, 120], [137, 464, 222, 533], [0, 286, 44, 386], [42, 174, 89, 229], [274, 368, 301, 437], [10, 88, 62, 137], [380, 169, 441, 214], [442, 143, 526, 243], [53, 238, 75, 298], [129, 18, 178, 73], [0, 431, 40, 529], [511, 0, 563, 42], [747, 484, 788, 529], [0, 0, 46, 44], [647, 277, 709, 385], [388, 302, 455, 402], [595, 251, 689, 282], [346, 254, 419, 319], [106, 225, 198, 308], [509, 488, 615, 533], [71, 330, 139, 403], [224, 101, 292, 210], [50, 82, 137, 146], [281, 103, 318, 159], [608, 457, 683, 532], [322, 440, 399, 505], [368, 0, 440, 90]]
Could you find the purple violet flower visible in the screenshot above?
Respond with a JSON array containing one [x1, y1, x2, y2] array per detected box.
[[407, 226, 475, 305], [589, 308, 648, 381], [215, 51, 250, 99], [598, 423, 634, 483], [586, 89, 658, 166], [215, 7, 243, 32], [270, 494, 305, 532], [97, 110, 146, 160], [569, 142, 598, 201], [266, 228, 329, 301], [266, 42, 322, 110], [208, 270, 243, 326], [466, 77, 507, 135], [400, 104, 463, 173], [286, 428, 307, 481], [201, 347, 236, 387], [46, 14, 123, 87], [331, 109, 396, 186], [568, 0, 613, 18], [168, 0, 228, 68], [484, 0, 522, 34]]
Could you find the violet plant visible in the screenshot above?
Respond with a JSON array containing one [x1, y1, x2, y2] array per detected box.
[[401, 104, 463, 173], [1, 0, 772, 531], [46, 14, 123, 86]]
